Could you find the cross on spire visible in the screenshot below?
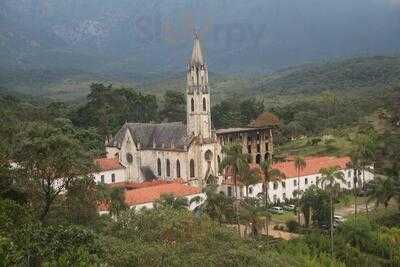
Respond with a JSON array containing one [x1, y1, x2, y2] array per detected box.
[[191, 30, 204, 66]]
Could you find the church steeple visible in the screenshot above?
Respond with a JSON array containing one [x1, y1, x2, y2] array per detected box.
[[186, 33, 212, 139], [190, 33, 204, 66]]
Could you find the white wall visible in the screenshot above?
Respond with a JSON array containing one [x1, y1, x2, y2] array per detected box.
[[93, 168, 126, 184], [220, 167, 374, 203]]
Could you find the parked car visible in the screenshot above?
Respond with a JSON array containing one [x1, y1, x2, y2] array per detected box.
[[283, 204, 296, 211], [357, 190, 369, 197], [269, 206, 284, 214], [334, 215, 346, 224]]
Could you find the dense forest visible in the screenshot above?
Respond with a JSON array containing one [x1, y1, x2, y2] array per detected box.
[[2, 81, 400, 265], [2, 54, 400, 265]]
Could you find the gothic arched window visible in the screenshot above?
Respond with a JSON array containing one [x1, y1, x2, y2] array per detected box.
[[176, 160, 181, 178], [217, 155, 221, 174], [157, 158, 162, 176], [166, 159, 171, 177], [203, 97, 206, 111], [256, 154, 261, 164], [190, 159, 195, 178], [191, 98, 195, 112]]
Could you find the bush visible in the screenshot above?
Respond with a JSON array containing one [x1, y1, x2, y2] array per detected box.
[[286, 220, 301, 233]]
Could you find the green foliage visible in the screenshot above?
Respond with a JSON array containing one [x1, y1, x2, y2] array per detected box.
[[160, 90, 186, 123], [301, 186, 330, 228], [212, 96, 264, 128], [72, 83, 159, 137], [286, 220, 301, 233], [154, 193, 189, 210], [201, 185, 235, 225], [64, 176, 99, 226], [12, 122, 94, 221]]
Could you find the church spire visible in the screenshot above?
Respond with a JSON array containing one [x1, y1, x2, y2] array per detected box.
[[190, 32, 204, 66]]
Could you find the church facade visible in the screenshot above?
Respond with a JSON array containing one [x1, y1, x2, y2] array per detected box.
[[104, 35, 220, 187], [102, 35, 275, 187]]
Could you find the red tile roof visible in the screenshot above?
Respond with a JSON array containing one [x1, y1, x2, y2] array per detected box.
[[272, 156, 350, 178], [125, 181, 202, 206], [98, 181, 202, 211], [223, 156, 350, 185], [95, 158, 125, 172]]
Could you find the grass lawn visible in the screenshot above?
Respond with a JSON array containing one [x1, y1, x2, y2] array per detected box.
[[335, 195, 369, 209], [271, 211, 296, 224], [277, 135, 354, 158]]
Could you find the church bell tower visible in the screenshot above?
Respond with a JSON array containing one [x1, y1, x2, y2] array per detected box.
[[186, 33, 212, 139]]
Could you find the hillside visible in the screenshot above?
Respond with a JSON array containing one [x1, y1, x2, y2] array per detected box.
[[1, 0, 400, 75], [253, 56, 400, 96], [1, 55, 400, 103]]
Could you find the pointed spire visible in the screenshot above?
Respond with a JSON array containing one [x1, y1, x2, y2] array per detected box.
[[191, 31, 204, 66]]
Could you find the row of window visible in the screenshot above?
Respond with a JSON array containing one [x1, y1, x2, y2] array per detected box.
[[247, 143, 269, 153], [249, 153, 270, 164], [190, 98, 207, 112], [100, 173, 116, 184], [157, 159, 195, 178], [271, 175, 354, 191]]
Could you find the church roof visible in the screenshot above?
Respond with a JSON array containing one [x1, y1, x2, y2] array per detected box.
[[95, 158, 125, 172], [190, 34, 204, 66], [216, 127, 270, 135], [107, 122, 193, 151]]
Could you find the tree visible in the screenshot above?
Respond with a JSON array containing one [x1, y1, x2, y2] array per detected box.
[[160, 91, 186, 122], [347, 150, 361, 219], [320, 166, 345, 256], [239, 198, 269, 237], [220, 143, 249, 234], [241, 168, 262, 197], [108, 187, 128, 217], [64, 176, 99, 226], [12, 123, 94, 222], [154, 194, 189, 210], [260, 158, 286, 207], [367, 173, 400, 210], [201, 185, 234, 226], [301, 186, 330, 228], [286, 121, 305, 139], [294, 156, 307, 224]]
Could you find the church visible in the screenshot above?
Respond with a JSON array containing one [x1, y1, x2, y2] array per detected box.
[[98, 35, 275, 188]]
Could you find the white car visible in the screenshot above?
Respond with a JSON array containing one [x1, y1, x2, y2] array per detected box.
[[269, 206, 284, 214], [334, 215, 346, 223], [283, 204, 296, 211]]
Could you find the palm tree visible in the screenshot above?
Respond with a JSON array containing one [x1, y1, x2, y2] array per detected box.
[[365, 162, 400, 211], [367, 176, 394, 208], [294, 156, 307, 224], [260, 158, 286, 207], [202, 185, 234, 226], [320, 166, 345, 257], [241, 168, 262, 197], [154, 193, 189, 210], [351, 133, 377, 216], [355, 133, 376, 187], [240, 198, 270, 237], [347, 151, 361, 219], [220, 143, 249, 234]]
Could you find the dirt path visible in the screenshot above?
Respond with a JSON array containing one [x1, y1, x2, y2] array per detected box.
[[335, 203, 375, 217]]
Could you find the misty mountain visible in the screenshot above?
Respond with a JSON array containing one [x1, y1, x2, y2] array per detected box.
[[1, 0, 400, 78]]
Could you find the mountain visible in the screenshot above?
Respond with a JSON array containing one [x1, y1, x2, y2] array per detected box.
[[253, 56, 400, 96], [1, 0, 400, 77], [1, 55, 400, 103]]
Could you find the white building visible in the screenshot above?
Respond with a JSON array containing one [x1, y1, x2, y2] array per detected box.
[[220, 156, 374, 203], [94, 158, 126, 184], [97, 34, 276, 188], [98, 181, 205, 214], [102, 34, 220, 187]]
